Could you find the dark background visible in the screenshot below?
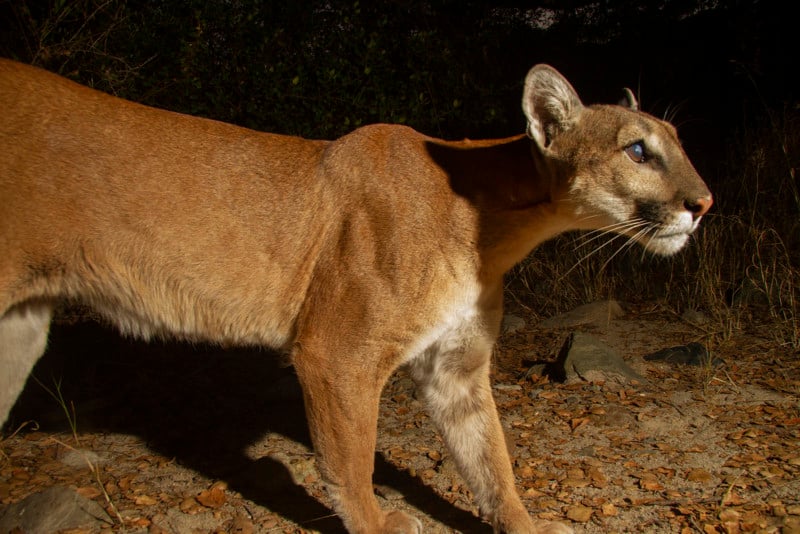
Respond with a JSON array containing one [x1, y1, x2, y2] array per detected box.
[[1, 1, 795, 145]]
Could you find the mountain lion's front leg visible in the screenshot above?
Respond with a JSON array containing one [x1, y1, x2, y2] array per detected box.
[[292, 342, 422, 534], [409, 335, 573, 534]]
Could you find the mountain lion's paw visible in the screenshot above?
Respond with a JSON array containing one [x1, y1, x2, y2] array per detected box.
[[531, 520, 574, 534], [382, 510, 422, 534]]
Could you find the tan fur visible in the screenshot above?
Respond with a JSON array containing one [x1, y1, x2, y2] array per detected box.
[[0, 59, 710, 533]]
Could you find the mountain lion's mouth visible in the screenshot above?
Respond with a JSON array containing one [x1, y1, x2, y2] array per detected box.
[[654, 230, 688, 239], [644, 231, 690, 256]]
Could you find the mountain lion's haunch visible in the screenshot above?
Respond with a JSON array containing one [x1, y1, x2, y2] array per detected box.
[[0, 59, 711, 533]]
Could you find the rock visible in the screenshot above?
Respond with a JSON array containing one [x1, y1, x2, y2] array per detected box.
[[553, 332, 643, 384], [539, 300, 624, 329], [59, 448, 105, 469], [681, 308, 709, 325], [643, 342, 725, 367], [0, 486, 112, 533], [502, 314, 526, 335]]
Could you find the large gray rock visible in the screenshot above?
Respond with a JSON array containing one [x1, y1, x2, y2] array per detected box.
[[0, 486, 112, 533], [554, 332, 643, 384]]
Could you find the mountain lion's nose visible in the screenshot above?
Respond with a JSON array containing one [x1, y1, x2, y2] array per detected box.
[[685, 196, 713, 218]]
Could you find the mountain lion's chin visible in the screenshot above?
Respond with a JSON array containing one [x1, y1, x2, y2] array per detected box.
[[643, 231, 691, 256]]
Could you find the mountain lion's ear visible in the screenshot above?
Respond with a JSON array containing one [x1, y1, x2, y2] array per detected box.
[[619, 87, 639, 111], [522, 64, 584, 151]]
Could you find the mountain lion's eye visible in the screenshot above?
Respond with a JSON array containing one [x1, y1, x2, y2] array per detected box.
[[625, 142, 646, 163]]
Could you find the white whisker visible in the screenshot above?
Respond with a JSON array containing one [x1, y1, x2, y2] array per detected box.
[[577, 219, 649, 248], [559, 218, 662, 281], [560, 220, 652, 280], [599, 224, 654, 271]]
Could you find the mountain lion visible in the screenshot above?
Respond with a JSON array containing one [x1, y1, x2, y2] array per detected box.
[[0, 59, 711, 533]]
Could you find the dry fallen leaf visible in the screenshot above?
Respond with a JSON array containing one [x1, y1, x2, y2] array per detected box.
[[561, 477, 590, 488], [537, 390, 560, 400], [230, 514, 255, 534], [587, 466, 608, 488], [720, 509, 741, 520], [103, 479, 119, 497], [601, 503, 618, 517], [516, 465, 534, 478], [522, 487, 545, 498], [118, 475, 133, 492], [75, 486, 102, 499], [565, 504, 593, 522], [129, 517, 151, 528], [570, 417, 590, 430], [638, 474, 664, 492], [197, 484, 227, 509], [687, 468, 714, 483], [721, 490, 747, 506], [134, 494, 158, 505], [148, 522, 171, 534], [180, 496, 203, 514], [770, 501, 787, 517]]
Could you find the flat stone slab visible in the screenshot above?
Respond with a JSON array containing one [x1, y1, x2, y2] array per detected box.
[[555, 332, 644, 384], [644, 342, 725, 367], [0, 486, 112, 533]]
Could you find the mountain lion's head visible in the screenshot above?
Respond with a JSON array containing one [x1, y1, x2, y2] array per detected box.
[[523, 65, 712, 256]]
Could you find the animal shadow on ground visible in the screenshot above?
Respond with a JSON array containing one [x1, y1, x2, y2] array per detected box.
[[8, 314, 491, 533]]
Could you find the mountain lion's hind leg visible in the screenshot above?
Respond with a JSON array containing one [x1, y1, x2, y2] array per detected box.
[[409, 335, 573, 534], [0, 301, 53, 429], [292, 341, 422, 534]]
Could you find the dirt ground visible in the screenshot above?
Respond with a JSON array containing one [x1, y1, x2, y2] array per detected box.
[[1, 301, 799, 533]]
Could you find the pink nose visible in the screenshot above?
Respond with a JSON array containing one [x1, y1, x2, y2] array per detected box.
[[685, 195, 713, 218]]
